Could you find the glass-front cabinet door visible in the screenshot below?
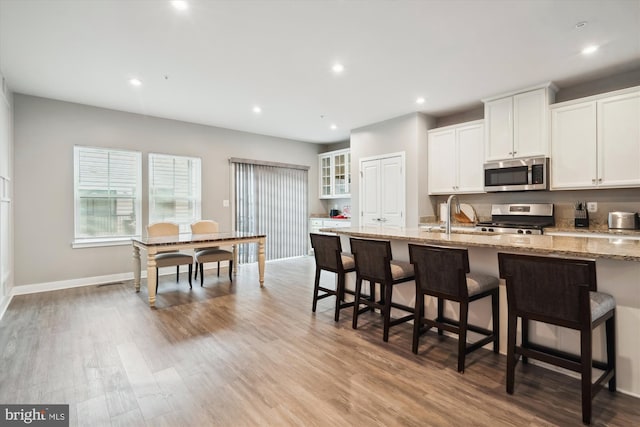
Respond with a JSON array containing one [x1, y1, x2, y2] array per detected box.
[[319, 149, 350, 199], [320, 155, 332, 197], [333, 152, 348, 195]]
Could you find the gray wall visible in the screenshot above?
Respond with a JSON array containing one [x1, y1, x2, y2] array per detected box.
[[350, 112, 435, 227], [13, 95, 325, 286]]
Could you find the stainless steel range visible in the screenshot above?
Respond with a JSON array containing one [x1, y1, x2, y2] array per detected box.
[[475, 203, 554, 235]]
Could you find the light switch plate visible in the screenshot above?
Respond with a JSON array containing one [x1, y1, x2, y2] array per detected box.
[[587, 202, 597, 213], [223, 199, 229, 207]]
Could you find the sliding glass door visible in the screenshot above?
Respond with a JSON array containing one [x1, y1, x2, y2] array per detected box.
[[232, 159, 308, 263]]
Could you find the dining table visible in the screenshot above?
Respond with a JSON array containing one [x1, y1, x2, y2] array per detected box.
[[132, 231, 266, 307]]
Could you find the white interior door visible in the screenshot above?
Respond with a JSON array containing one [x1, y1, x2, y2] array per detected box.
[[360, 158, 381, 226], [359, 153, 405, 227], [379, 156, 404, 226]]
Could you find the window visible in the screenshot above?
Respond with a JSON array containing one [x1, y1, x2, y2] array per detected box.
[[73, 146, 142, 245], [149, 153, 201, 232]]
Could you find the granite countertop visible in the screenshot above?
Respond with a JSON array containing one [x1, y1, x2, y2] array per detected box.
[[418, 221, 640, 238], [326, 226, 640, 262]]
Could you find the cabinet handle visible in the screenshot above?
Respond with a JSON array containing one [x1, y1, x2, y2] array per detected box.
[[513, 151, 517, 155], [598, 178, 602, 183], [508, 151, 513, 155], [592, 178, 596, 184]]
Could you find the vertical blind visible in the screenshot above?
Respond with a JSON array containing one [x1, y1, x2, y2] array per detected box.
[[149, 153, 202, 232], [233, 159, 309, 263], [74, 146, 141, 239]]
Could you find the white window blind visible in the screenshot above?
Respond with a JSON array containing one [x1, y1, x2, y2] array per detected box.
[[74, 146, 142, 241], [232, 159, 308, 263], [149, 153, 201, 232]]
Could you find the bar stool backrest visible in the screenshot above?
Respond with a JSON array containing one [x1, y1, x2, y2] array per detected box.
[[349, 238, 392, 283], [498, 253, 597, 328], [310, 233, 344, 273], [409, 245, 470, 299]]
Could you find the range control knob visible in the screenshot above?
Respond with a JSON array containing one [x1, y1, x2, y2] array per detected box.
[[517, 229, 524, 234], [525, 230, 532, 235]]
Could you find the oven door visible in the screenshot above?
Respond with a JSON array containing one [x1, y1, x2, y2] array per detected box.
[[483, 157, 548, 192]]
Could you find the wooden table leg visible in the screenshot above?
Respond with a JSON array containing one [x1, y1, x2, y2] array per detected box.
[[146, 252, 157, 307], [133, 244, 141, 292], [258, 238, 265, 287]]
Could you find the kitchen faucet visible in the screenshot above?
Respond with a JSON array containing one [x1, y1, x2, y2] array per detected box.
[[445, 194, 460, 235]]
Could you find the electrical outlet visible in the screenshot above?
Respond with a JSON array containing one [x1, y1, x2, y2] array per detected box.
[[223, 199, 229, 208], [587, 202, 597, 213]]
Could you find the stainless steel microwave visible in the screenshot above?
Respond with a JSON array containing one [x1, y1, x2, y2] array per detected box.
[[484, 156, 549, 192]]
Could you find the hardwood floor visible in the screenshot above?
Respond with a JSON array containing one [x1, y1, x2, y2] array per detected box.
[[1, 256, 638, 426]]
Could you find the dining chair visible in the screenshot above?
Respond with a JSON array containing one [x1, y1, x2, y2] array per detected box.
[[190, 220, 234, 285], [146, 222, 193, 291]]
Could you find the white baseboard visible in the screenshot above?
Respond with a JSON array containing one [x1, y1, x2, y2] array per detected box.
[[9, 261, 231, 297], [12, 271, 136, 296], [0, 262, 232, 321], [0, 292, 12, 322]]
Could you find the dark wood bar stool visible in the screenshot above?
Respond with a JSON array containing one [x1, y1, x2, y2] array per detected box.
[[310, 233, 356, 321], [408, 244, 499, 373], [350, 238, 415, 342], [498, 253, 616, 425]]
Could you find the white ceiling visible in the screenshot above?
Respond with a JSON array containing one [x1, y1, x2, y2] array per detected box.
[[1, 0, 639, 143]]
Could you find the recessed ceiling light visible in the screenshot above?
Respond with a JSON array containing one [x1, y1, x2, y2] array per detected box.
[[416, 97, 425, 105], [171, 1, 189, 11], [253, 106, 262, 114], [129, 78, 142, 87], [582, 45, 599, 55], [330, 124, 337, 130], [332, 63, 344, 74]]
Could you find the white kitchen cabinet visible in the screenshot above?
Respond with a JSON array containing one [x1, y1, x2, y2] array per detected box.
[[551, 87, 640, 190], [308, 217, 351, 252], [484, 84, 556, 161], [319, 148, 351, 199], [360, 153, 405, 227], [428, 120, 484, 195]]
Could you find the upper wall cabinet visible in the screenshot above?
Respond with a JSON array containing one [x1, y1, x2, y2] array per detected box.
[[483, 83, 557, 161], [428, 120, 485, 195], [551, 87, 640, 190], [319, 148, 351, 199]]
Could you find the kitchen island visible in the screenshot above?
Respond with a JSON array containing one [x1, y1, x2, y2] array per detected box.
[[326, 226, 640, 396]]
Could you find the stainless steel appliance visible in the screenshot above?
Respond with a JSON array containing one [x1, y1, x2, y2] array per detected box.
[[475, 203, 554, 235], [608, 212, 639, 230], [484, 156, 548, 192]]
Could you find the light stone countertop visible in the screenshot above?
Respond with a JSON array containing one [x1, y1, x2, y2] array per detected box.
[[325, 226, 640, 262]]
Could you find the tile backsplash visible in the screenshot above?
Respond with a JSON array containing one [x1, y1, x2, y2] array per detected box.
[[429, 187, 640, 227]]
